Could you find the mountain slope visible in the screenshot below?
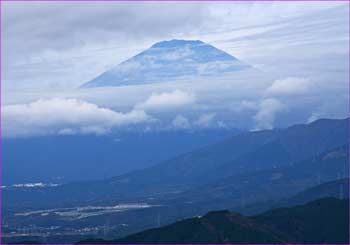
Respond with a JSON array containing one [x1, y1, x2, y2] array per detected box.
[[4, 119, 348, 243], [235, 178, 350, 215], [165, 145, 348, 212], [280, 178, 349, 207], [254, 198, 349, 244], [105, 118, 348, 194], [3, 118, 348, 210], [81, 39, 251, 88], [80, 198, 349, 244], [3, 129, 236, 185], [5, 146, 348, 242], [82, 210, 284, 244]]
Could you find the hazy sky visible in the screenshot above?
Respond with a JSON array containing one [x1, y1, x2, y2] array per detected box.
[[2, 2, 349, 137]]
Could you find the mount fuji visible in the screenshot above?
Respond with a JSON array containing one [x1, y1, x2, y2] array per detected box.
[[81, 39, 252, 88]]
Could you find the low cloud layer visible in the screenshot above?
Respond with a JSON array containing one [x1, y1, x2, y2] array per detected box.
[[253, 98, 286, 130], [2, 90, 198, 137], [172, 115, 190, 129], [3, 98, 150, 137], [194, 113, 217, 128], [135, 90, 195, 112], [265, 77, 311, 96]]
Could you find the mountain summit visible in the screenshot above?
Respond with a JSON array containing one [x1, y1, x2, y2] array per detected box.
[[80, 39, 251, 88]]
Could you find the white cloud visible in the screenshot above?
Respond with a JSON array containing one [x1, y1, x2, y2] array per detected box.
[[217, 121, 228, 129], [58, 128, 76, 135], [2, 3, 348, 133], [2, 98, 151, 137], [197, 60, 247, 76], [135, 90, 195, 112], [172, 115, 190, 129], [265, 77, 311, 96], [307, 112, 322, 123], [194, 113, 216, 128], [159, 46, 194, 61], [253, 98, 286, 130], [80, 126, 111, 135], [240, 100, 258, 110]]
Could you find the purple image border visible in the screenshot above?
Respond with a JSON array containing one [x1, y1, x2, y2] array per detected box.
[[0, 0, 349, 245]]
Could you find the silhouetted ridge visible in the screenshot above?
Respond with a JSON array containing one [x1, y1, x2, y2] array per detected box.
[[78, 198, 349, 244]]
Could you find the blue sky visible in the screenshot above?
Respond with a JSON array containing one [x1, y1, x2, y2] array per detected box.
[[2, 2, 349, 137]]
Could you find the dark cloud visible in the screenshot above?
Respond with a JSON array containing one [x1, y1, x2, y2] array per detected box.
[[3, 2, 209, 65]]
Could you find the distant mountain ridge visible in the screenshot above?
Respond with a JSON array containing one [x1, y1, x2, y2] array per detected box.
[[234, 178, 349, 216], [3, 118, 349, 244], [81, 39, 251, 88], [80, 198, 349, 244], [174, 145, 348, 211], [4, 118, 348, 210], [103, 118, 348, 196], [279, 178, 349, 207]]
